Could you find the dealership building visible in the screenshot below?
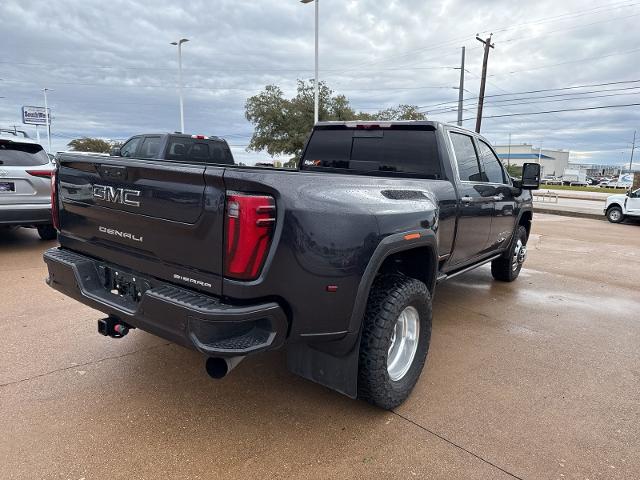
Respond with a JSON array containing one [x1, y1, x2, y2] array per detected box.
[[493, 143, 570, 177]]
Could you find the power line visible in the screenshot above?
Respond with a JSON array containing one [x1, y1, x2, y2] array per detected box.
[[459, 102, 640, 121], [425, 86, 640, 114], [418, 79, 640, 110], [490, 47, 640, 77], [331, 1, 639, 75]]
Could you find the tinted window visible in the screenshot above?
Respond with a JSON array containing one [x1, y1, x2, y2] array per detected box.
[[477, 139, 506, 184], [165, 137, 234, 165], [0, 142, 49, 166], [120, 137, 141, 157], [139, 136, 161, 158], [450, 132, 482, 182], [302, 128, 441, 178]]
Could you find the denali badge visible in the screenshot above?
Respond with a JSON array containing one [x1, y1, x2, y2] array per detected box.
[[173, 274, 212, 289], [93, 184, 141, 207], [99, 226, 143, 242]]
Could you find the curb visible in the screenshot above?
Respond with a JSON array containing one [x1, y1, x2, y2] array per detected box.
[[533, 206, 605, 220]]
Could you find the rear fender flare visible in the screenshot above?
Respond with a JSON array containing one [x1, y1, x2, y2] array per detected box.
[[347, 229, 438, 336], [285, 229, 438, 399]]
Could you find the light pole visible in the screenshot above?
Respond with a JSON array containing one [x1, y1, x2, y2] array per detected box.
[[42, 88, 52, 153], [301, 0, 319, 124], [170, 38, 189, 133]]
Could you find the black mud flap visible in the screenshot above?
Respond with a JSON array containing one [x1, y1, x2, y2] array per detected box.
[[286, 338, 361, 399]]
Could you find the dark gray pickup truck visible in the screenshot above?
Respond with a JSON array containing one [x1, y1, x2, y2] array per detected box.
[[44, 121, 540, 409]]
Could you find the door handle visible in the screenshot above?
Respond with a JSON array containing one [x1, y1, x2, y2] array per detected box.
[[461, 195, 474, 204], [493, 193, 505, 201]]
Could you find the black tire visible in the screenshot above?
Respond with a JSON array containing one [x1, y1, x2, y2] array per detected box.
[[491, 225, 527, 282], [606, 206, 624, 224], [358, 274, 432, 410], [37, 224, 57, 241]]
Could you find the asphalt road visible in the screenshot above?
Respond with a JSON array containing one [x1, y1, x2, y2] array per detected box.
[[1, 215, 639, 479]]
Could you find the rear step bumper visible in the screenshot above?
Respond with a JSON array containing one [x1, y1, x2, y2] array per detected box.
[[43, 247, 288, 356]]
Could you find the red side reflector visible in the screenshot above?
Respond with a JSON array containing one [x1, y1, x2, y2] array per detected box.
[[26, 170, 52, 178], [224, 192, 276, 280], [51, 169, 59, 230]]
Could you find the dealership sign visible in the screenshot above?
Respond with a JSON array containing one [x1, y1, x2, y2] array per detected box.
[[22, 106, 51, 126]]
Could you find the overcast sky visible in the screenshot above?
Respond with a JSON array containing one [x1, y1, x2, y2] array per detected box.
[[2, 0, 640, 165]]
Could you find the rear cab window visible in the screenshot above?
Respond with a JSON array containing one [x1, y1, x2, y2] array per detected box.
[[0, 141, 49, 166], [449, 132, 483, 182], [165, 136, 234, 165], [301, 125, 442, 179]]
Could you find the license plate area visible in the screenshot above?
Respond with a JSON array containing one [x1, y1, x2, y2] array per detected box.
[[0, 182, 15, 192], [98, 265, 152, 304]]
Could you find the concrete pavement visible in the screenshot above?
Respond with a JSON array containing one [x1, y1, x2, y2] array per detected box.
[[1, 216, 639, 479]]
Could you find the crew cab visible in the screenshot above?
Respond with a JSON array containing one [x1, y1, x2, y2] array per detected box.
[[604, 187, 640, 223], [44, 121, 540, 409], [110, 133, 234, 165]]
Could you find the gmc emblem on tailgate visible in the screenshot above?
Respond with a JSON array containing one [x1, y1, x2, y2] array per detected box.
[[93, 184, 141, 207]]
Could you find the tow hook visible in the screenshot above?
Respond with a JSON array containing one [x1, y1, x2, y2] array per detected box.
[[98, 316, 132, 338]]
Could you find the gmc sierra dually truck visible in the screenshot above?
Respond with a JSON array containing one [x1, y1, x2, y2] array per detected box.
[[44, 122, 540, 409]]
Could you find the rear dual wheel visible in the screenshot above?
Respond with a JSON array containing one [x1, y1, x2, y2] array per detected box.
[[358, 274, 432, 410]]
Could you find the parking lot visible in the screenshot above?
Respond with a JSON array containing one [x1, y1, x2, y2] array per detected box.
[[1, 213, 639, 480]]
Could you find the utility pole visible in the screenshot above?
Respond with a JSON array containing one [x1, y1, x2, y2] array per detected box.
[[630, 130, 636, 172], [457, 46, 465, 126], [475, 34, 494, 133]]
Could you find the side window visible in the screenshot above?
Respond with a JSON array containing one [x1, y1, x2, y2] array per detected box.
[[450, 132, 482, 182], [477, 139, 507, 184], [120, 137, 141, 157], [139, 136, 161, 159]]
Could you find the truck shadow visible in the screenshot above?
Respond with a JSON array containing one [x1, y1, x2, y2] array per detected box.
[[0, 226, 57, 249]]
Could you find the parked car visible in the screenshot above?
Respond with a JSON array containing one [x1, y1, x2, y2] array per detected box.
[[586, 176, 599, 186], [44, 121, 540, 409], [0, 135, 56, 239], [605, 188, 640, 223]]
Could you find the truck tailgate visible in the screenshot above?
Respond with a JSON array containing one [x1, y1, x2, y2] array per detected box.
[[56, 156, 226, 295]]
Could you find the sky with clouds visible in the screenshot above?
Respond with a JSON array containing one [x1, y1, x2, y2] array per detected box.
[[2, 0, 640, 166]]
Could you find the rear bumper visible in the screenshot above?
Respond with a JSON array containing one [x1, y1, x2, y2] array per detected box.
[[43, 247, 288, 356], [0, 204, 52, 226]]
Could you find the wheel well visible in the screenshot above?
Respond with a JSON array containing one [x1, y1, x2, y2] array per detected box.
[[606, 203, 622, 211], [519, 211, 533, 239], [377, 247, 436, 293]]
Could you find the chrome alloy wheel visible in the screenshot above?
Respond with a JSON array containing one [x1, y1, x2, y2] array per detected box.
[[387, 306, 420, 381], [512, 238, 527, 272]]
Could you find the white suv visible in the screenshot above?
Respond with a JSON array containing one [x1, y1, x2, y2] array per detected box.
[[605, 188, 640, 223], [0, 135, 56, 239]]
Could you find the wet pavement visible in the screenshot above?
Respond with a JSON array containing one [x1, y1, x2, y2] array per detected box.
[[1, 215, 639, 479]]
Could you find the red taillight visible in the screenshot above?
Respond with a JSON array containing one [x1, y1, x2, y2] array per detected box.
[[51, 169, 59, 230], [26, 169, 52, 178], [224, 192, 276, 280]]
